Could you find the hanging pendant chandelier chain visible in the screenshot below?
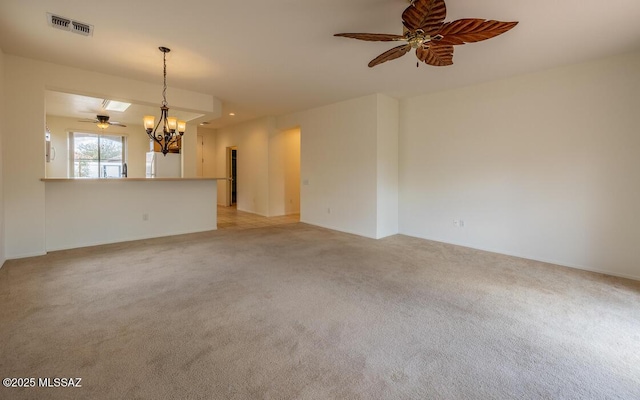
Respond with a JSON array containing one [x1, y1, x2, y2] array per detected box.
[[162, 50, 168, 107]]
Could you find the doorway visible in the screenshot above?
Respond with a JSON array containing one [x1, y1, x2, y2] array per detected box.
[[226, 146, 237, 206]]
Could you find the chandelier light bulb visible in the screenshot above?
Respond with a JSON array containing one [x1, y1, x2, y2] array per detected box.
[[177, 121, 186, 134], [143, 116, 155, 132], [167, 117, 177, 132]]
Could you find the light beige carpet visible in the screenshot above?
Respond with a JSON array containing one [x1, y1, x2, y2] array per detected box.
[[0, 223, 639, 399]]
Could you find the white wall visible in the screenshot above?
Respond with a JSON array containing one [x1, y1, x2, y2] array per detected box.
[[214, 117, 272, 215], [283, 129, 301, 215], [199, 127, 217, 178], [182, 122, 199, 178], [0, 47, 5, 267], [3, 55, 46, 258], [45, 180, 217, 251], [3, 55, 220, 259], [399, 51, 640, 280], [45, 116, 149, 178], [269, 128, 300, 216], [376, 94, 399, 238], [277, 95, 380, 238], [268, 128, 286, 216], [204, 121, 300, 217], [277, 94, 399, 239]]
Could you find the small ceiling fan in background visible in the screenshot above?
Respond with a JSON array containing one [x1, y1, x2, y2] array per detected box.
[[335, 0, 518, 68], [78, 115, 127, 129]]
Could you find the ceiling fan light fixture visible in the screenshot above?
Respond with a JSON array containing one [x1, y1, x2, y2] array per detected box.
[[78, 114, 127, 129], [96, 115, 111, 130]]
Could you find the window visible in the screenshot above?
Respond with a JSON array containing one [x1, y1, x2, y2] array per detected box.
[[69, 132, 126, 178]]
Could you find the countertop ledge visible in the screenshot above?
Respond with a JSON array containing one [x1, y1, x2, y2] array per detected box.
[[41, 177, 228, 182]]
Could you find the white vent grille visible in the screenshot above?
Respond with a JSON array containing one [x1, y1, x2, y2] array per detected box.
[[72, 21, 93, 36], [47, 13, 93, 37], [47, 13, 70, 31]]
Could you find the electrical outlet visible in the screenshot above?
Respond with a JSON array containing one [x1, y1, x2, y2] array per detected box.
[[327, 207, 331, 214], [459, 220, 465, 228], [143, 213, 149, 221], [453, 220, 459, 227]]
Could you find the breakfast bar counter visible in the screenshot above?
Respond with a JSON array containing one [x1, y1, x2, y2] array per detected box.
[[41, 177, 227, 251]]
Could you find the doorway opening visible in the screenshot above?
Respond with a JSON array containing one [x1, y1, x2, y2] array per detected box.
[[226, 146, 238, 206]]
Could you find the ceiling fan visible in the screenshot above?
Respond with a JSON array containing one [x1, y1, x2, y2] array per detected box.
[[78, 115, 127, 129], [334, 0, 518, 68]]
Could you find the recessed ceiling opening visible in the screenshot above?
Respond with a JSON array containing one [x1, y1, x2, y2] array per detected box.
[[102, 100, 131, 112]]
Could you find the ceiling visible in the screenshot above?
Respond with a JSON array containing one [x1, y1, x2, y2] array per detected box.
[[1, 0, 640, 128]]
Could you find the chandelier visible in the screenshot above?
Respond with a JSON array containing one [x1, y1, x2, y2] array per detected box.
[[143, 47, 186, 156]]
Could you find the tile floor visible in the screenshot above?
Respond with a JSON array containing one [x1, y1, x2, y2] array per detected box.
[[217, 205, 300, 230]]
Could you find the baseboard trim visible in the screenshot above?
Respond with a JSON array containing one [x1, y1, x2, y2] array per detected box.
[[399, 233, 640, 282], [301, 220, 376, 239], [45, 227, 217, 253], [6, 251, 48, 260]]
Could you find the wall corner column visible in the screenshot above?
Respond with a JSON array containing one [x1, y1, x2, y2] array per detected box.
[[375, 94, 399, 239]]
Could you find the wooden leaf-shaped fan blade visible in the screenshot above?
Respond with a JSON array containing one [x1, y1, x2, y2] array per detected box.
[[436, 19, 518, 46], [402, 0, 447, 34], [334, 33, 405, 42], [109, 122, 127, 127], [416, 45, 454, 66], [368, 44, 412, 67]]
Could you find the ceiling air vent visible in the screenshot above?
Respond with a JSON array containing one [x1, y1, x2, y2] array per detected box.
[[72, 21, 93, 36], [47, 13, 94, 37], [47, 13, 71, 31]]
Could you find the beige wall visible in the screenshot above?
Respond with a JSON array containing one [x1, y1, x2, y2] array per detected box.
[[213, 117, 273, 215], [199, 127, 217, 178], [3, 55, 45, 258], [269, 128, 300, 216], [277, 94, 399, 239], [3, 54, 219, 259], [376, 94, 399, 238], [0, 47, 5, 267], [283, 129, 301, 215], [45, 180, 217, 251], [45, 116, 149, 178], [278, 95, 378, 237], [399, 51, 640, 280], [203, 119, 301, 217], [182, 122, 200, 178]]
